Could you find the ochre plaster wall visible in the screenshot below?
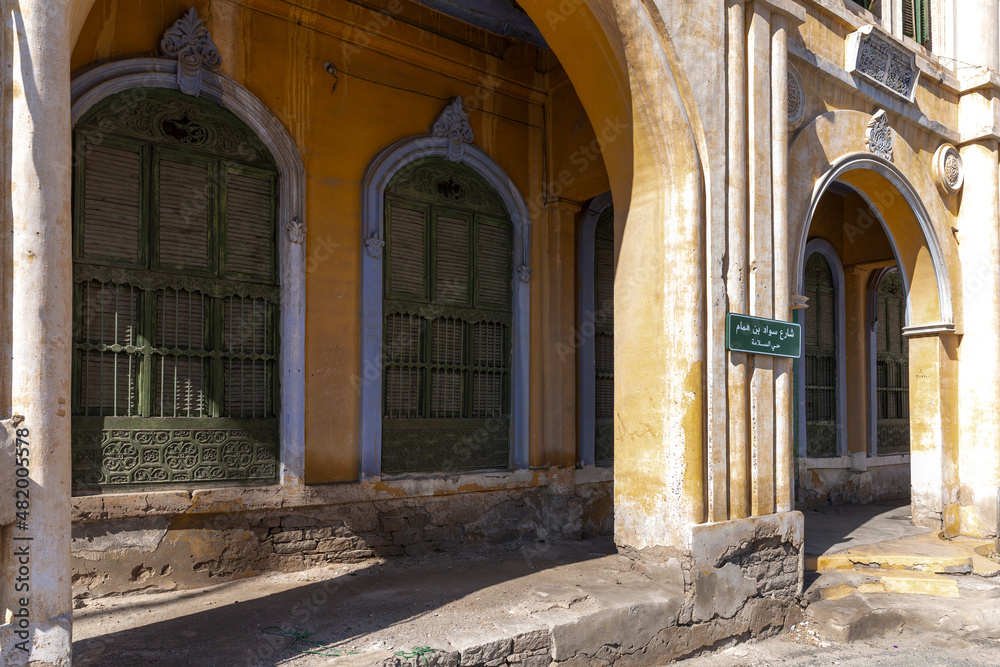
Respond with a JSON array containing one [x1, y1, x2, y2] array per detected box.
[[71, 0, 618, 483]]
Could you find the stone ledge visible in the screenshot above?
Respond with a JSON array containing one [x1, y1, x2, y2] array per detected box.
[[72, 467, 610, 522]]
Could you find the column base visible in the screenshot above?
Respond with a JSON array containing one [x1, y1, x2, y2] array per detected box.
[[0, 614, 71, 666]]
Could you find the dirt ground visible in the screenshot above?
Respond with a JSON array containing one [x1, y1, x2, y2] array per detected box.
[[681, 620, 1000, 666]]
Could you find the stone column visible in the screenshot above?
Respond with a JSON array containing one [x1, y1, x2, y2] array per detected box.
[[844, 267, 869, 463], [747, 2, 775, 516], [956, 140, 1000, 538], [0, 0, 73, 664], [770, 14, 794, 513], [726, 0, 750, 521], [955, 0, 999, 73], [536, 199, 580, 470]]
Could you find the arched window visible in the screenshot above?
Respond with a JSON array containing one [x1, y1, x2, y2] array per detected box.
[[803, 252, 838, 457], [72, 88, 279, 493], [875, 270, 909, 453], [593, 205, 615, 465], [381, 157, 513, 474]]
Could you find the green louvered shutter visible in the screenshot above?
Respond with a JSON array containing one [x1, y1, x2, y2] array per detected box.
[[804, 253, 838, 457], [903, 0, 931, 46], [594, 206, 615, 465], [382, 157, 512, 474], [72, 87, 280, 494], [876, 270, 909, 454]]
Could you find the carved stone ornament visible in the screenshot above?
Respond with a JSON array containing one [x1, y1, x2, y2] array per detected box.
[[161, 8, 222, 96], [432, 97, 475, 163], [933, 144, 964, 196], [787, 67, 805, 131], [365, 233, 386, 258], [517, 265, 532, 283], [845, 26, 919, 102], [865, 110, 893, 162], [285, 219, 306, 244]]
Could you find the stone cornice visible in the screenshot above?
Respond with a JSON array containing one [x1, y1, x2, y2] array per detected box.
[[747, 0, 807, 26], [789, 42, 960, 144]]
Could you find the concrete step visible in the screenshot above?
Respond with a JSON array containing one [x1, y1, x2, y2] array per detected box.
[[805, 532, 1000, 576]]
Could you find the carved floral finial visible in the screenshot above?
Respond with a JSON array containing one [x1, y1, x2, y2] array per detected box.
[[161, 8, 221, 96], [865, 110, 893, 162], [365, 234, 386, 259], [285, 219, 306, 244], [432, 97, 475, 162]]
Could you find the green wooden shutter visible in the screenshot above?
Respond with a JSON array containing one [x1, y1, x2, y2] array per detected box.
[[593, 205, 615, 464], [225, 170, 276, 279], [77, 280, 140, 416], [154, 288, 207, 418], [73, 88, 280, 493], [876, 271, 909, 454], [435, 213, 470, 304], [223, 296, 275, 419], [80, 142, 144, 264], [387, 204, 428, 299], [476, 218, 511, 307], [804, 253, 838, 457], [382, 157, 512, 474], [903, 0, 931, 45], [157, 156, 212, 270]]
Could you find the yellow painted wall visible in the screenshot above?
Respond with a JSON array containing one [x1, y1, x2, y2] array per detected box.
[[73, 0, 614, 483]]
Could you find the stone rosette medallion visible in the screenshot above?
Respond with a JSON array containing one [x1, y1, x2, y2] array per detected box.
[[933, 144, 964, 196], [787, 66, 805, 131]]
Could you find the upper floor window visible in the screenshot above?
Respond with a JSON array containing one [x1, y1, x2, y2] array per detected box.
[[381, 157, 513, 474], [902, 0, 931, 46], [72, 88, 280, 493]]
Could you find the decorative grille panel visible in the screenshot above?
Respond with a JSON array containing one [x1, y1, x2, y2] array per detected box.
[[76, 281, 140, 417], [81, 144, 142, 263]]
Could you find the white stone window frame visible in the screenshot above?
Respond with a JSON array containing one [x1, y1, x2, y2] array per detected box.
[[577, 192, 612, 467], [71, 58, 307, 487], [798, 238, 849, 459], [360, 137, 531, 479]]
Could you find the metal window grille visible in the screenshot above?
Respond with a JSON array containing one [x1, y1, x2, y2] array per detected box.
[[804, 253, 838, 457], [876, 270, 910, 453], [71, 87, 279, 494], [594, 206, 615, 465], [381, 158, 513, 474]]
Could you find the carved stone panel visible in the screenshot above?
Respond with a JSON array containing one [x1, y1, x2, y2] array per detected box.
[[846, 26, 919, 102]]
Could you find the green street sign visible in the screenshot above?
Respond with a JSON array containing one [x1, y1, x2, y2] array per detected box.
[[726, 313, 802, 358]]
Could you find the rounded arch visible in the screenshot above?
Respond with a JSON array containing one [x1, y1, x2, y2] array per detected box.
[[359, 135, 532, 479], [70, 57, 308, 486], [789, 111, 958, 335]]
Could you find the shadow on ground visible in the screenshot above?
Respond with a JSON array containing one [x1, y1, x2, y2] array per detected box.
[[74, 537, 618, 666]]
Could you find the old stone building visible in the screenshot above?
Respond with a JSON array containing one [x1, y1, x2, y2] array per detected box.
[[1, 0, 999, 663]]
